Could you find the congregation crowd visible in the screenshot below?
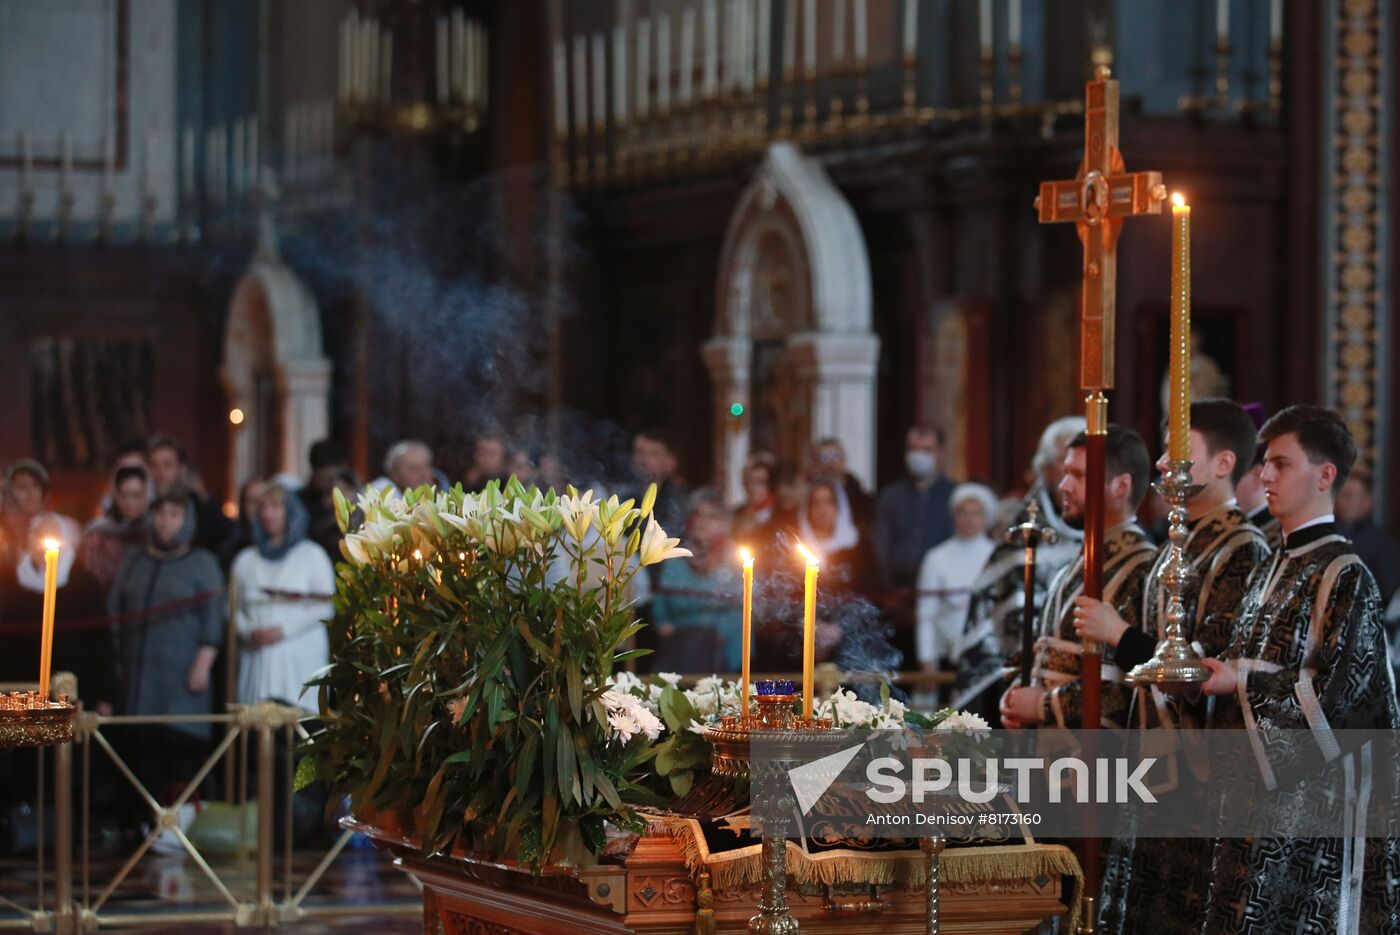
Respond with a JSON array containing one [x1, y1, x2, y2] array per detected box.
[[2, 408, 1399, 853]]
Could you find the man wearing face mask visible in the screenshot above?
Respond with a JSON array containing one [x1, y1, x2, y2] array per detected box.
[[874, 425, 956, 591]]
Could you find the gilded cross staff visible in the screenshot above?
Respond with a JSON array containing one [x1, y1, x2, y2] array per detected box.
[[1034, 63, 1166, 907]]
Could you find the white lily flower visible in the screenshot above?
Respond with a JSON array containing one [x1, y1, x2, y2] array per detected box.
[[557, 490, 598, 542], [637, 517, 693, 566], [341, 533, 373, 566]]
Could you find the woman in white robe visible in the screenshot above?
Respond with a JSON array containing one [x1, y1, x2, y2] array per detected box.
[[231, 482, 333, 709], [915, 483, 999, 671]]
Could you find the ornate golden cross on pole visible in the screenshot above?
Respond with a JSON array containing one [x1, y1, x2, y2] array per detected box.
[[1036, 65, 1167, 393], [1034, 65, 1165, 912]]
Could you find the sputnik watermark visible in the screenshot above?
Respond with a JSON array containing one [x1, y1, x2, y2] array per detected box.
[[750, 729, 1400, 839], [863, 756, 1157, 806]]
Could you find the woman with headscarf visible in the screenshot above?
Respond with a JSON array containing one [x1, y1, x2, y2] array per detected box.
[[229, 482, 333, 708], [0, 459, 54, 580], [914, 482, 999, 672], [110, 486, 226, 803], [79, 464, 153, 592], [756, 477, 885, 673], [796, 477, 881, 596]]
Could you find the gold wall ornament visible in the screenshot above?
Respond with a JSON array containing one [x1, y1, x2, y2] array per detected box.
[[1326, 0, 1388, 490]]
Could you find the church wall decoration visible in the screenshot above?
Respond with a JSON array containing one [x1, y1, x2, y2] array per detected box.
[[1323, 0, 1390, 504]]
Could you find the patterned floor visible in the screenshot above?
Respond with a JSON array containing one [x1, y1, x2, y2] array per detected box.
[[0, 832, 422, 933]]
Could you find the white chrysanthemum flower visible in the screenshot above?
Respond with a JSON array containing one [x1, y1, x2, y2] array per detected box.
[[692, 676, 725, 695], [656, 672, 682, 687]]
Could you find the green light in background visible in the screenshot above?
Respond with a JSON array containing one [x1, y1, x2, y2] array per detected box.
[[730, 403, 745, 417]]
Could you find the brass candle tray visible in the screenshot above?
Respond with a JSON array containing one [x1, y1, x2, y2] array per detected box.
[[705, 687, 833, 780], [0, 693, 76, 750]]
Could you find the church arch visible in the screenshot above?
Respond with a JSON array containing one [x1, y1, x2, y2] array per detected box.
[[703, 143, 878, 505], [221, 218, 331, 500]]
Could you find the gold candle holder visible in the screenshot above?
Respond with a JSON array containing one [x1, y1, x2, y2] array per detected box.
[[0, 691, 76, 750]]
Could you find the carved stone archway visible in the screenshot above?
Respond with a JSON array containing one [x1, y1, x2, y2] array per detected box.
[[222, 216, 331, 499], [702, 143, 878, 505]]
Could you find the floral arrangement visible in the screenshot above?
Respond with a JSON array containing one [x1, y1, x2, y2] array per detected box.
[[299, 479, 690, 868], [299, 478, 991, 870]]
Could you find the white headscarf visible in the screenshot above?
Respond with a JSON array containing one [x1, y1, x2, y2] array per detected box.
[[798, 479, 861, 560], [15, 513, 82, 592], [949, 483, 999, 535]]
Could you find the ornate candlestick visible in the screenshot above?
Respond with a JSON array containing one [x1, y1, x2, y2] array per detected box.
[[706, 680, 832, 934], [920, 836, 947, 934], [1127, 462, 1209, 691]]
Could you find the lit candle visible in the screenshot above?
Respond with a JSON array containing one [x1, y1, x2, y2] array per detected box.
[[1168, 193, 1192, 461], [678, 9, 695, 105], [797, 543, 819, 721], [979, 0, 993, 54], [903, 0, 918, 61], [1216, 0, 1229, 43], [739, 547, 754, 714], [37, 538, 60, 701]]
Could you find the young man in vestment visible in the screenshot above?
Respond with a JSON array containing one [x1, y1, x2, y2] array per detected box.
[[953, 416, 1085, 724], [1198, 405, 1400, 935], [1070, 399, 1272, 935], [999, 425, 1156, 730]]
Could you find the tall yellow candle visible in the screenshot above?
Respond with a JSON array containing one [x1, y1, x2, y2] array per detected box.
[[1168, 192, 1192, 461], [796, 543, 819, 721], [739, 547, 754, 715], [37, 538, 60, 701]]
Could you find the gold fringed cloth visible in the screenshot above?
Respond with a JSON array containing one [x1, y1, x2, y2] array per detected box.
[[648, 816, 1084, 933]]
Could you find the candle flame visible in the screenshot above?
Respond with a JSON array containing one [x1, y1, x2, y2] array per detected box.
[[1171, 192, 1186, 207], [738, 546, 754, 567], [42, 538, 60, 553], [412, 549, 423, 561], [795, 542, 819, 567]]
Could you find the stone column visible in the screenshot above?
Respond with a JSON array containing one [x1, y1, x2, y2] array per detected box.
[[701, 336, 752, 506], [786, 331, 881, 492]]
